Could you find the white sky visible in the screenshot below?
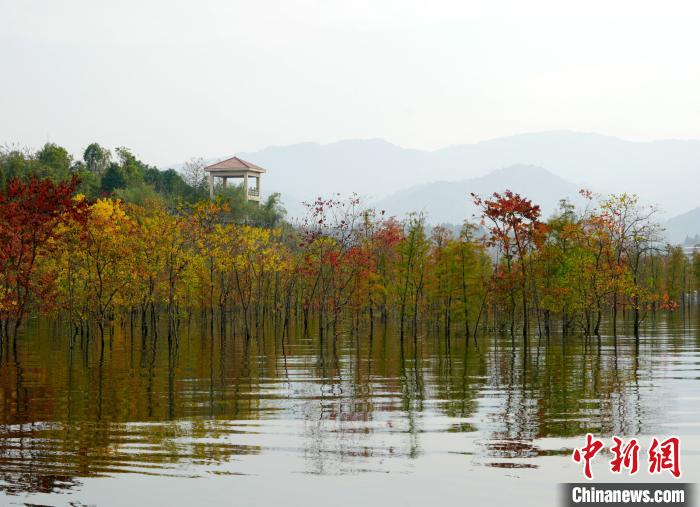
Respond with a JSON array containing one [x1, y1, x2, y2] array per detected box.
[[2, 0, 700, 165]]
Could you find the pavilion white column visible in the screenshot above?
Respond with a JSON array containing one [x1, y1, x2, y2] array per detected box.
[[208, 173, 214, 199], [244, 172, 249, 200], [256, 176, 260, 198]]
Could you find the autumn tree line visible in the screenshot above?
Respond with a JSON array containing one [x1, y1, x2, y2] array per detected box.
[[1, 143, 699, 349]]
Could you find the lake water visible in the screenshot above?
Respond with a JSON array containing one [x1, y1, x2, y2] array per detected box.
[[0, 314, 698, 506]]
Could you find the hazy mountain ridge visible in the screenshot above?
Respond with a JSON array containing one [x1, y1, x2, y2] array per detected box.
[[232, 131, 700, 216], [665, 207, 700, 244], [374, 164, 585, 224], [167, 131, 700, 238]]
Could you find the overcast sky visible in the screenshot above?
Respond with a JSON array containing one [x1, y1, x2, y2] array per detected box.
[[2, 0, 700, 165]]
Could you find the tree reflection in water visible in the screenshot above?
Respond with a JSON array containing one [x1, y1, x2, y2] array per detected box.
[[0, 312, 697, 495]]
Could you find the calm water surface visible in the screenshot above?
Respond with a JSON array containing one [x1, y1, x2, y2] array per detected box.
[[0, 315, 699, 506]]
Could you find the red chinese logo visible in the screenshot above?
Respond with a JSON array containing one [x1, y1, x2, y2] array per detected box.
[[572, 435, 681, 480], [572, 433, 604, 479], [648, 437, 681, 478], [610, 436, 640, 475]]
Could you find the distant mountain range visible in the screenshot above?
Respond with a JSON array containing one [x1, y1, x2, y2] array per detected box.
[[665, 207, 700, 244], [167, 131, 700, 241], [374, 164, 585, 224]]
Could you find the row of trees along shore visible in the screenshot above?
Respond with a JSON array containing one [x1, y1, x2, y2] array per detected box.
[[1, 143, 699, 350]]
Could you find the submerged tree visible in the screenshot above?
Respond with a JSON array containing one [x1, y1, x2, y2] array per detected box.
[[597, 193, 662, 337], [0, 164, 684, 349], [472, 190, 546, 341], [0, 177, 87, 341]]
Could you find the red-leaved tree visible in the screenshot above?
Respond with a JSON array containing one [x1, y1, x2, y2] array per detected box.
[[472, 190, 547, 340], [0, 176, 87, 341]]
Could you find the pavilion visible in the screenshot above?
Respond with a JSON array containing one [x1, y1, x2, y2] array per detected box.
[[204, 156, 266, 202]]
